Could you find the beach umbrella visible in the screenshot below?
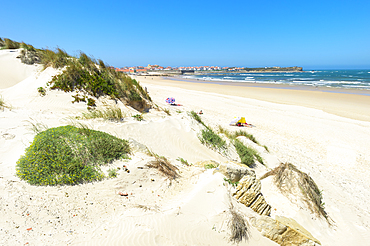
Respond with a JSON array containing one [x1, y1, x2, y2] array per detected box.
[[166, 97, 175, 104]]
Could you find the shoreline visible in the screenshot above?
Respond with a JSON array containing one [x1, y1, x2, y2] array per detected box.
[[136, 76, 370, 122], [164, 76, 370, 96]]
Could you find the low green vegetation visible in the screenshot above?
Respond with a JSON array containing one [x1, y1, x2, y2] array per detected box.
[[108, 168, 118, 178], [37, 87, 46, 96], [189, 110, 206, 127], [200, 127, 227, 152], [224, 178, 239, 187], [232, 130, 259, 145], [0, 38, 20, 49], [218, 126, 266, 166], [81, 104, 125, 122], [218, 126, 259, 145], [16, 125, 130, 185], [204, 163, 219, 169], [162, 107, 171, 116], [190, 112, 227, 152], [177, 157, 192, 166], [234, 140, 263, 167], [132, 114, 144, 121], [1, 37, 152, 112]]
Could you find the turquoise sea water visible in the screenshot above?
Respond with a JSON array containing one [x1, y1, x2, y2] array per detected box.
[[182, 70, 370, 90]]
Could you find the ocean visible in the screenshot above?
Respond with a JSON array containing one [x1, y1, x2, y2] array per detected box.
[[181, 70, 370, 90]]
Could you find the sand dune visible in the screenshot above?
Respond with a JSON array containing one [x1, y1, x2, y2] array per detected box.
[[1, 52, 370, 245], [0, 49, 39, 89]]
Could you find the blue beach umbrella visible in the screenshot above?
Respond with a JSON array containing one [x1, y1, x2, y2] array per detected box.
[[166, 97, 175, 104]]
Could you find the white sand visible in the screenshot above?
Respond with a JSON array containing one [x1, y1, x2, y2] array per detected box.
[[1, 52, 370, 245], [0, 49, 39, 89]]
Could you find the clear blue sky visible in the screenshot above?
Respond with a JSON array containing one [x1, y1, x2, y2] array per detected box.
[[1, 0, 369, 69]]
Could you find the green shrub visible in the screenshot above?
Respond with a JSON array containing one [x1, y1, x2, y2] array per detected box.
[[108, 168, 118, 178], [37, 87, 46, 96], [132, 114, 143, 121], [16, 125, 130, 185]]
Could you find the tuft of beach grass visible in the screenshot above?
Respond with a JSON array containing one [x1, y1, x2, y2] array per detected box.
[[260, 162, 333, 225], [146, 150, 180, 180], [228, 203, 250, 243]]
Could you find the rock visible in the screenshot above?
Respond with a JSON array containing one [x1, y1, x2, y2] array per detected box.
[[233, 175, 271, 216], [215, 161, 254, 183], [126, 99, 152, 113], [193, 160, 219, 169], [251, 215, 321, 246]]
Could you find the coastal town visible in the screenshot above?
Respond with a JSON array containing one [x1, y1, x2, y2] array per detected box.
[[114, 64, 303, 74]]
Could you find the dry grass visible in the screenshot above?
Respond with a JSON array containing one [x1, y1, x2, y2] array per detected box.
[[228, 203, 250, 243], [25, 119, 49, 134], [82, 104, 125, 122], [0, 95, 5, 110], [146, 151, 180, 180], [260, 162, 333, 224], [0, 95, 12, 110]]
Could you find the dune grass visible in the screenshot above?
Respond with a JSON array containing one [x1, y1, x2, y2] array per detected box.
[[218, 126, 260, 145], [260, 162, 332, 224], [218, 126, 264, 166], [16, 125, 130, 186], [189, 110, 206, 127], [228, 203, 250, 243], [146, 150, 180, 180], [189, 111, 227, 152], [177, 157, 192, 166], [234, 139, 264, 167], [1, 37, 152, 112], [0, 38, 20, 49], [200, 127, 227, 152], [82, 104, 125, 122], [0, 95, 6, 110], [0, 95, 12, 110]]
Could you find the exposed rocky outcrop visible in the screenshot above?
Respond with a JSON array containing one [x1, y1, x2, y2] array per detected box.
[[251, 215, 321, 246], [194, 160, 220, 169], [216, 161, 254, 183], [233, 174, 271, 216]]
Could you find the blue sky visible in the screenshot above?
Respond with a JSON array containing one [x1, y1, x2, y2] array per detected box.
[[1, 0, 369, 69]]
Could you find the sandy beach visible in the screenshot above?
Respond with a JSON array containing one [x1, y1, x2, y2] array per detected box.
[[138, 76, 370, 122], [1, 49, 370, 245]]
